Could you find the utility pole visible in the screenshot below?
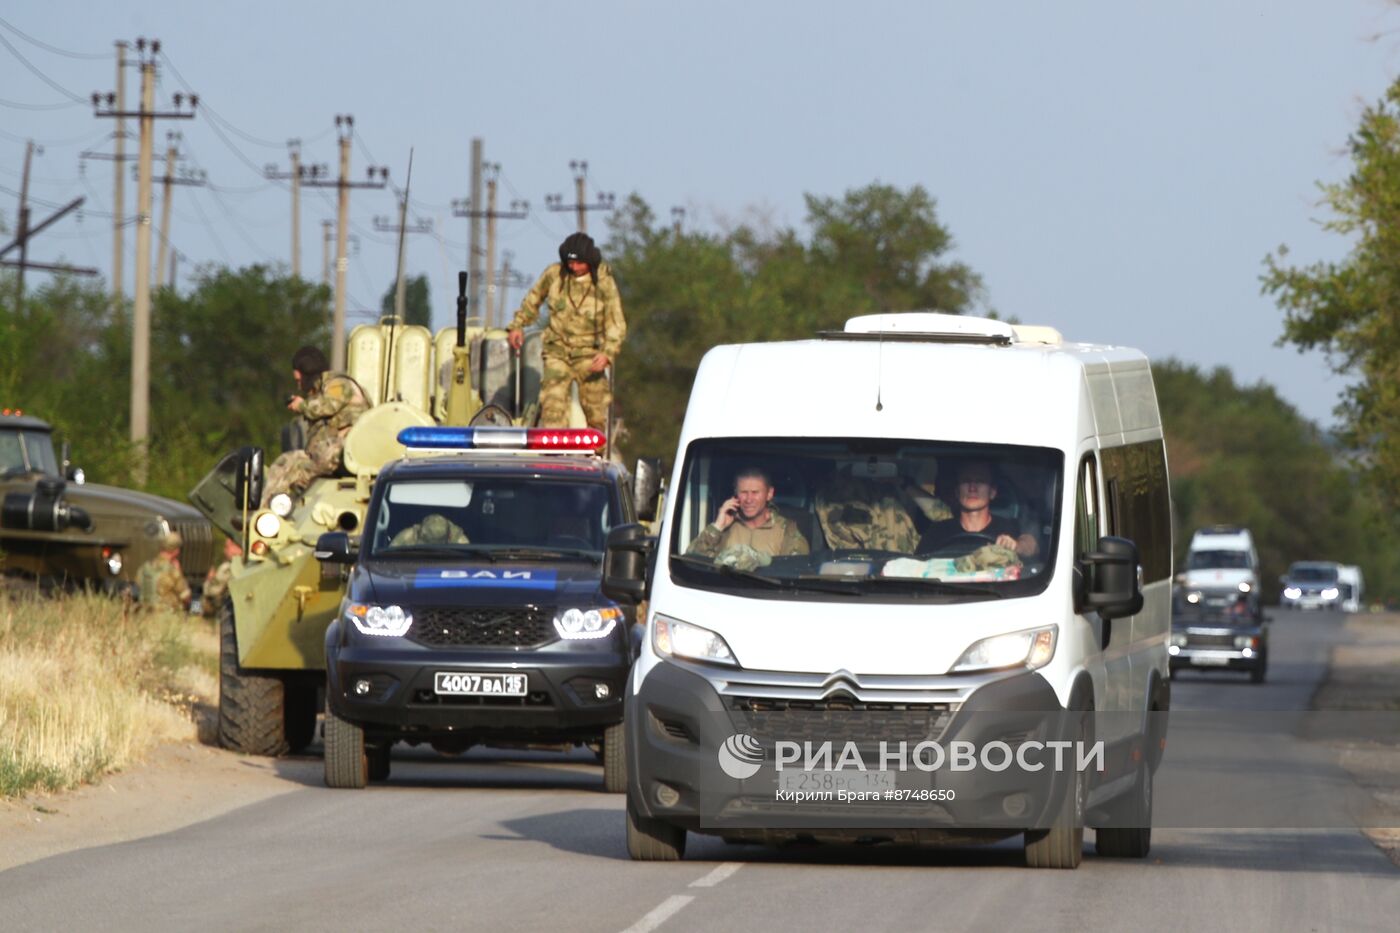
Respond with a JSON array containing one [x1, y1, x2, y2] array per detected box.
[[452, 169, 527, 328], [322, 219, 333, 287], [545, 160, 615, 235], [152, 132, 205, 290], [468, 137, 483, 318], [266, 141, 327, 279], [671, 206, 686, 235], [15, 141, 35, 309], [494, 250, 530, 326], [93, 38, 196, 484], [300, 115, 388, 370], [112, 40, 127, 309], [0, 164, 96, 294], [372, 205, 432, 321]]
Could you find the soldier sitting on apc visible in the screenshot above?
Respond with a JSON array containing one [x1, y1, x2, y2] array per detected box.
[[261, 346, 369, 508], [506, 233, 627, 432]]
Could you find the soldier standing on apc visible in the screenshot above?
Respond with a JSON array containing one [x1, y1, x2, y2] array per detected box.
[[261, 345, 369, 507], [506, 233, 626, 432]]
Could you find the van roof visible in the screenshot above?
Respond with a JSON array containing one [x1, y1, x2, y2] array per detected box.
[[682, 314, 1159, 450], [1189, 527, 1254, 549]]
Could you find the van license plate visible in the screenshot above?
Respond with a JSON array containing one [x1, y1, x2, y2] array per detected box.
[[434, 672, 528, 696], [1192, 655, 1230, 666], [777, 770, 896, 793]]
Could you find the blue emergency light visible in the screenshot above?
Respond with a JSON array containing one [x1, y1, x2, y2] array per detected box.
[[397, 426, 606, 452]]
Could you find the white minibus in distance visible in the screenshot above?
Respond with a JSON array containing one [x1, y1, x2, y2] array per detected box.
[[603, 313, 1172, 869]]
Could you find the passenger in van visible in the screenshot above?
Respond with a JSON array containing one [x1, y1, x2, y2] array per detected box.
[[389, 513, 471, 547], [917, 460, 1039, 558], [686, 467, 810, 561]]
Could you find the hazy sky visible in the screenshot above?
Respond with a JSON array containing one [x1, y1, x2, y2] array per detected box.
[[4, 1, 1398, 428]]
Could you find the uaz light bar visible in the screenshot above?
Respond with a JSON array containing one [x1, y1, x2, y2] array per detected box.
[[397, 426, 606, 452]]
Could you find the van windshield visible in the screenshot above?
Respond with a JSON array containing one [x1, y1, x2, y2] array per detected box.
[[668, 438, 1063, 601], [1188, 549, 1251, 570]]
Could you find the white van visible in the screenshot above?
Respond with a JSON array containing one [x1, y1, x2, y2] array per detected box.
[[603, 313, 1172, 870], [1180, 526, 1260, 619], [1338, 565, 1364, 614]]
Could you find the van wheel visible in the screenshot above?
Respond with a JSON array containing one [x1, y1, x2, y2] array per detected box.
[[1095, 761, 1153, 858], [602, 722, 627, 794], [218, 600, 292, 757], [626, 802, 686, 860], [323, 696, 368, 789], [1025, 716, 1086, 869]]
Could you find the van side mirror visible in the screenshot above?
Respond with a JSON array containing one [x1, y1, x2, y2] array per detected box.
[[233, 446, 265, 515], [602, 522, 654, 605], [633, 458, 663, 522], [314, 531, 357, 564], [1077, 535, 1143, 620]]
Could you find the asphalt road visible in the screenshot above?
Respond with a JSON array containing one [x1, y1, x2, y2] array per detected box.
[[2, 610, 1397, 932]]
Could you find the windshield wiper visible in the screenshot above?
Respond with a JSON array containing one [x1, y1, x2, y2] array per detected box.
[[493, 546, 600, 564], [856, 575, 1006, 598], [377, 545, 499, 562], [671, 555, 865, 596]]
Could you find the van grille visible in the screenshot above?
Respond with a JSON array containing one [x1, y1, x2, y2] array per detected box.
[[409, 607, 556, 648], [727, 697, 953, 751]]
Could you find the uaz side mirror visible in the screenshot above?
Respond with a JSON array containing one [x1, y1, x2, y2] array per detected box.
[[602, 523, 654, 605]]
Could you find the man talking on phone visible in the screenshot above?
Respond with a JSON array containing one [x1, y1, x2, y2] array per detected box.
[[686, 467, 810, 560]]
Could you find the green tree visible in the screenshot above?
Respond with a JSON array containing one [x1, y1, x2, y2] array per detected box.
[[380, 274, 432, 329], [1263, 76, 1400, 508]]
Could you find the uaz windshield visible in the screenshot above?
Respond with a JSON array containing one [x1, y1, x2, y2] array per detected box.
[[668, 437, 1063, 601]]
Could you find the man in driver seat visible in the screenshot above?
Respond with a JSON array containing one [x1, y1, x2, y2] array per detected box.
[[390, 513, 470, 547], [917, 460, 1038, 558], [687, 467, 810, 560]]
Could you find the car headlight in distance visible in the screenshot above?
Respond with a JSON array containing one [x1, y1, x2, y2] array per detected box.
[[1321, 587, 1340, 600], [1186, 591, 1202, 604], [253, 511, 282, 539], [1283, 587, 1301, 600], [102, 547, 123, 575], [345, 603, 413, 637], [653, 614, 738, 666], [554, 606, 622, 640], [1170, 632, 1188, 648], [952, 625, 1057, 673], [1238, 582, 1252, 594]]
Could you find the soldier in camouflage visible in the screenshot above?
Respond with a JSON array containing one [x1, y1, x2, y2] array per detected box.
[[507, 233, 626, 432], [262, 345, 370, 506], [139, 530, 192, 613], [815, 474, 922, 553], [389, 513, 470, 547], [687, 467, 809, 560], [201, 536, 242, 618]]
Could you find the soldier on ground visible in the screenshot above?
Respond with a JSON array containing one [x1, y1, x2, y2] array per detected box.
[[201, 536, 242, 618], [138, 530, 193, 613], [506, 233, 626, 432], [389, 513, 470, 547], [261, 345, 370, 507], [686, 467, 809, 561]]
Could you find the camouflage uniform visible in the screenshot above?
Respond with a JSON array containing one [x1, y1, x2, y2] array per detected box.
[[390, 514, 470, 547], [139, 533, 191, 613], [687, 510, 810, 560], [816, 476, 922, 553], [262, 371, 369, 505], [508, 263, 626, 432], [201, 560, 234, 618]]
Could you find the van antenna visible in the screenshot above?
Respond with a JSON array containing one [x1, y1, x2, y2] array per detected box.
[[382, 148, 413, 402], [875, 334, 884, 412]]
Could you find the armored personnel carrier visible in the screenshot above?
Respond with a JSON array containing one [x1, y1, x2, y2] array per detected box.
[[1, 408, 213, 593], [188, 276, 646, 756]]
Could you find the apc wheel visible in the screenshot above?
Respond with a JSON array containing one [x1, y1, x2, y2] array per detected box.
[[323, 696, 368, 789], [1025, 716, 1087, 869], [1095, 761, 1153, 859], [602, 721, 627, 794], [626, 801, 686, 861], [218, 600, 292, 757]]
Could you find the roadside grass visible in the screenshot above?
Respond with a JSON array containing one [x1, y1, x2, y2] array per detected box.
[[0, 589, 217, 798]]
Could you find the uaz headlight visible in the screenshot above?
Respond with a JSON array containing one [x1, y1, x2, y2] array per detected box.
[[653, 614, 738, 666], [345, 603, 413, 637], [553, 606, 621, 640], [952, 625, 1057, 673], [1321, 587, 1339, 600], [1283, 586, 1301, 599]]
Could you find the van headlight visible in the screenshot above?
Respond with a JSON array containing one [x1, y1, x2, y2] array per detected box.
[[952, 625, 1057, 673], [1185, 591, 1202, 604], [1238, 582, 1252, 594], [345, 603, 413, 637], [554, 606, 621, 640], [1283, 587, 1301, 600], [653, 614, 738, 667]]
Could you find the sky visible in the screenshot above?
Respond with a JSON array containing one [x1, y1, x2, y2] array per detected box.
[[3, 0, 1398, 429]]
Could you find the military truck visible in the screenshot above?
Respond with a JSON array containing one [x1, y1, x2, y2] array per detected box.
[[1, 408, 213, 593], [189, 275, 655, 757]]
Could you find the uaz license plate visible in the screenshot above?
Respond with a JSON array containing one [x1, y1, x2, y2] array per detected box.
[[433, 672, 528, 696]]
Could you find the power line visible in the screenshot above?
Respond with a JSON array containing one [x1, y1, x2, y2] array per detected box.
[[0, 95, 81, 111], [0, 30, 87, 103], [183, 184, 232, 263], [0, 15, 108, 60], [0, 126, 107, 147]]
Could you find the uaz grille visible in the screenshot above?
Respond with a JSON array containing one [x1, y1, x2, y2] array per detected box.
[[409, 607, 555, 648]]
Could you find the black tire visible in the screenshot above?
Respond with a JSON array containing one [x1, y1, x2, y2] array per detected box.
[[218, 600, 292, 757], [1095, 761, 1153, 859], [323, 695, 368, 789], [626, 801, 686, 861], [1025, 715, 1087, 869], [602, 721, 627, 794]]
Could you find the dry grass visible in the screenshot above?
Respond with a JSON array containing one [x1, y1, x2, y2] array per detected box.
[[0, 588, 217, 798]]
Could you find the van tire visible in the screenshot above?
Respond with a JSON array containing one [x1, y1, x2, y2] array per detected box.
[[1025, 715, 1087, 869], [602, 722, 627, 793], [218, 600, 292, 757], [626, 803, 686, 860], [323, 696, 368, 789], [1095, 762, 1153, 858]]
